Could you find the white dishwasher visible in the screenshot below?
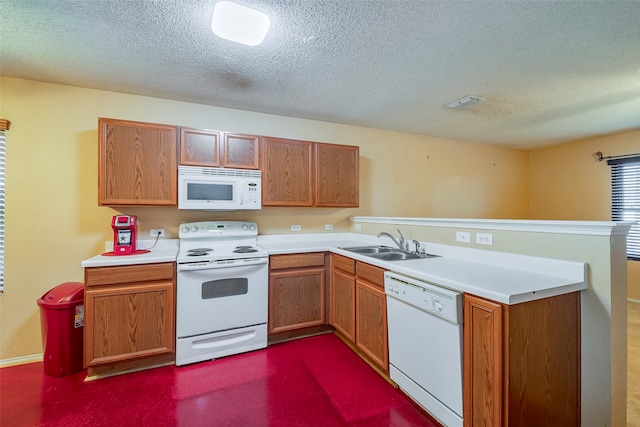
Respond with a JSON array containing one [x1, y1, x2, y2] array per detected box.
[[385, 271, 463, 427]]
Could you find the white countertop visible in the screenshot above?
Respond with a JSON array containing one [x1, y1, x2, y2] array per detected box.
[[80, 233, 587, 304], [257, 233, 588, 305], [80, 239, 179, 268]]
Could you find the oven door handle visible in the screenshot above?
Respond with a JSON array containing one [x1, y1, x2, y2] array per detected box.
[[177, 257, 268, 271]]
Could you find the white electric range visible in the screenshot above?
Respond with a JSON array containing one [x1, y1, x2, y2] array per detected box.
[[175, 221, 269, 366]]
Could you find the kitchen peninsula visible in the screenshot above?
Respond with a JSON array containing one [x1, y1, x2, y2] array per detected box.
[[78, 215, 625, 426], [258, 227, 588, 426]]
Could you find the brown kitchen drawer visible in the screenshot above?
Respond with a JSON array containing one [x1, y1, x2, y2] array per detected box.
[[356, 261, 385, 289], [270, 252, 326, 270], [332, 253, 355, 275], [85, 262, 175, 287]]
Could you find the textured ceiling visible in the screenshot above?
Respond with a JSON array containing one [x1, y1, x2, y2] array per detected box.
[[1, 0, 640, 149]]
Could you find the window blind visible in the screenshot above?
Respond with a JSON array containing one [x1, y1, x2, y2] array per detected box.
[[0, 130, 5, 292], [609, 156, 640, 261]]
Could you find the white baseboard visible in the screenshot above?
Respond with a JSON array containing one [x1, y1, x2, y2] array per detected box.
[[0, 353, 42, 368]]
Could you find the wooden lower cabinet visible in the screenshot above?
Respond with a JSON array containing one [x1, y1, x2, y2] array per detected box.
[[331, 269, 356, 341], [355, 279, 388, 369], [330, 254, 388, 371], [268, 253, 326, 334], [463, 292, 581, 427], [84, 262, 176, 376]]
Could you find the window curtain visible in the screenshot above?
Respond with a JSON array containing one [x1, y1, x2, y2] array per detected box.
[[0, 119, 8, 292]]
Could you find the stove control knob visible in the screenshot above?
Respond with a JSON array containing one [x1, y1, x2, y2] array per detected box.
[[181, 226, 190, 233], [249, 224, 256, 231], [242, 224, 248, 230], [190, 225, 199, 232]]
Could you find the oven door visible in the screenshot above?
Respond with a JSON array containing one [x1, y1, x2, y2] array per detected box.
[[176, 259, 268, 338]]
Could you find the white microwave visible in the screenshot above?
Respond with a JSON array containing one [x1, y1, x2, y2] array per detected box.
[[178, 166, 262, 211]]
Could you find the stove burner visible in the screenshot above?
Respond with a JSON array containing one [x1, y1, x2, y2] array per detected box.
[[185, 248, 213, 257], [233, 246, 258, 253], [186, 252, 210, 257]]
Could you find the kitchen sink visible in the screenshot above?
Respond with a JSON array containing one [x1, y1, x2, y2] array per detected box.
[[368, 251, 423, 261], [339, 245, 395, 254], [339, 245, 439, 261]]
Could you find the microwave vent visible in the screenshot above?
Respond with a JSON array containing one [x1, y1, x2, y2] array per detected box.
[[179, 166, 261, 178]]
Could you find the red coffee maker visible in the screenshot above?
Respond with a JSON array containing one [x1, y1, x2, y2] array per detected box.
[[111, 215, 138, 255]]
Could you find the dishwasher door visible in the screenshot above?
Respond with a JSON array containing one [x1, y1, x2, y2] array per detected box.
[[385, 272, 463, 427]]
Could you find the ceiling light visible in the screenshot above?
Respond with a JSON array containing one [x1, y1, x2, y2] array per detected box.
[[445, 96, 485, 109], [211, 1, 270, 46]]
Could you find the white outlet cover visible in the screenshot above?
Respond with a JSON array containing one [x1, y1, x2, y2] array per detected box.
[[291, 224, 301, 231], [456, 231, 471, 243], [476, 233, 493, 245]]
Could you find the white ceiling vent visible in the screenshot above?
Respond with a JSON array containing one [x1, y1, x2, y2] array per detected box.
[[445, 96, 485, 109]]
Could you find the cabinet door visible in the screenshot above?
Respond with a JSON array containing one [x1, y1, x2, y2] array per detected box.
[[268, 267, 325, 334], [179, 128, 220, 167], [223, 133, 260, 169], [84, 281, 175, 367], [261, 137, 314, 206], [331, 269, 355, 342], [98, 118, 177, 205], [355, 280, 388, 370], [504, 292, 581, 427], [315, 143, 359, 207], [463, 294, 503, 427]]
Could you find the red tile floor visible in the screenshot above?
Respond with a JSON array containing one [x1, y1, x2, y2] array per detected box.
[[1, 333, 441, 426]]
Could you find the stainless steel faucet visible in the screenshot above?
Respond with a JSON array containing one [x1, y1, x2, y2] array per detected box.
[[377, 229, 405, 251]]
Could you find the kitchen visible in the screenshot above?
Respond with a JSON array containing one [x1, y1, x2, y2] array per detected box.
[[1, 1, 640, 426]]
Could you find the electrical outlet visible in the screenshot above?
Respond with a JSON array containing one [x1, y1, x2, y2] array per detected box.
[[291, 224, 301, 232], [354, 224, 362, 231], [150, 228, 165, 237], [324, 224, 334, 231], [476, 232, 493, 245], [456, 231, 471, 243]]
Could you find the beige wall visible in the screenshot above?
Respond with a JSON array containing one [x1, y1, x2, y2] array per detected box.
[[0, 77, 530, 361], [529, 130, 640, 298], [0, 77, 629, 424]]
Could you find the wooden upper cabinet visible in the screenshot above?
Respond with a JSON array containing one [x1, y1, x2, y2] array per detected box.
[[261, 137, 314, 206], [223, 133, 260, 169], [261, 137, 360, 207], [99, 118, 177, 206], [179, 128, 220, 167], [315, 143, 359, 207], [179, 129, 259, 169]]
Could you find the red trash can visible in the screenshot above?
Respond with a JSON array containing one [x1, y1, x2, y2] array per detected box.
[[37, 282, 85, 376]]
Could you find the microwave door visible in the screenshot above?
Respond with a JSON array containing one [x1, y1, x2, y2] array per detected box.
[[179, 175, 239, 210]]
